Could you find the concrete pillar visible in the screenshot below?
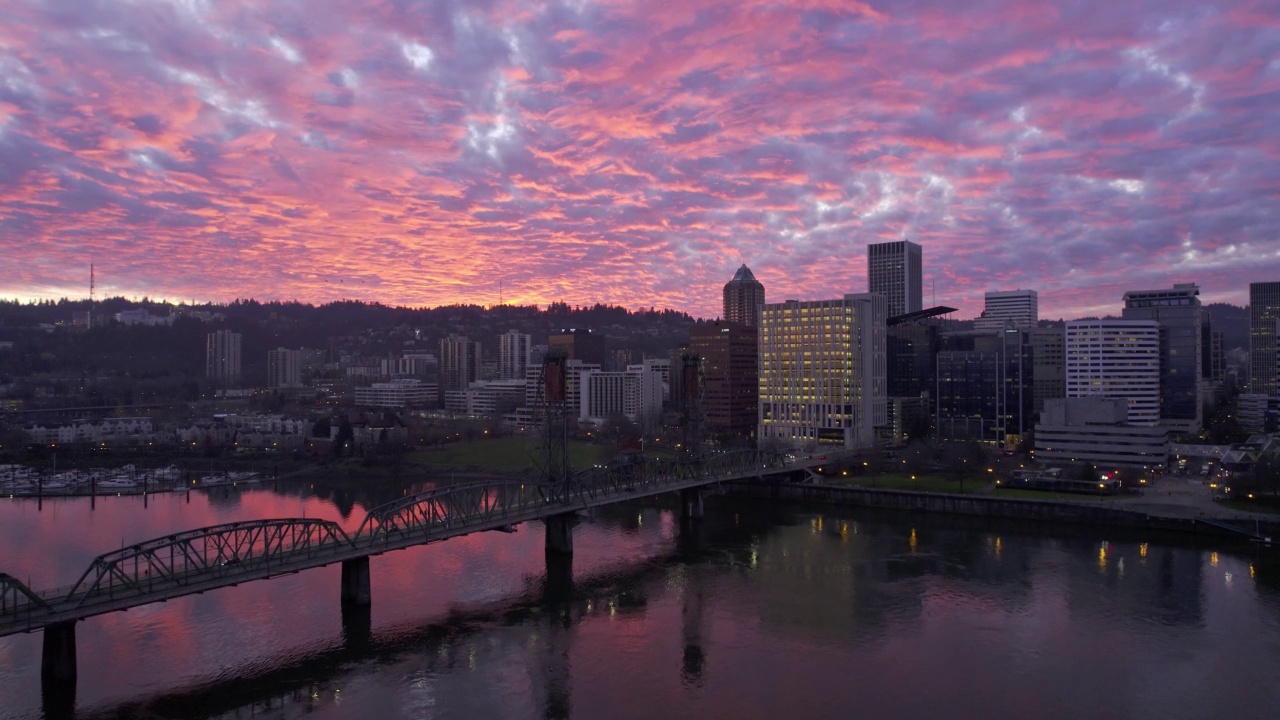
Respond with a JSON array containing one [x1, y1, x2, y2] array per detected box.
[[543, 551, 574, 603], [341, 602, 372, 653], [340, 556, 371, 606], [544, 513, 577, 556], [681, 488, 705, 520], [41, 621, 77, 686]]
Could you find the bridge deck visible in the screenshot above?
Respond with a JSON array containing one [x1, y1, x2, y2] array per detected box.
[[2, 450, 801, 636]]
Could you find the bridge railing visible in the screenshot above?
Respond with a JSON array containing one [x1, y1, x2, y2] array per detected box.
[[353, 449, 786, 545]]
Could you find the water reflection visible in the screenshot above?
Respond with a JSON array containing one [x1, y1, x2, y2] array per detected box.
[[4, 486, 1280, 720]]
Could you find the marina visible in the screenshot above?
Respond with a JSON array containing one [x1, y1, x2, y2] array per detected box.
[[0, 463, 263, 497]]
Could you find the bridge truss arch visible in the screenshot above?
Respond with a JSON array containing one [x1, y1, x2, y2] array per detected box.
[[63, 518, 353, 608]]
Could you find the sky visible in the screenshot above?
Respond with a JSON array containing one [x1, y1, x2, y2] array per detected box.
[[1, 0, 1277, 320]]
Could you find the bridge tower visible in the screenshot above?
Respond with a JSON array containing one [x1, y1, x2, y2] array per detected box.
[[539, 351, 577, 557], [679, 352, 706, 520]]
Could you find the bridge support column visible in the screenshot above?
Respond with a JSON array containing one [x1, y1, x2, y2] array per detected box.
[[543, 551, 575, 602], [41, 621, 77, 686], [341, 602, 373, 653], [544, 513, 577, 556], [341, 557, 371, 607], [681, 488, 705, 521]]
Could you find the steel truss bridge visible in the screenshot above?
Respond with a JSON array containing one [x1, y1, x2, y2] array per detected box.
[[1, 449, 793, 643]]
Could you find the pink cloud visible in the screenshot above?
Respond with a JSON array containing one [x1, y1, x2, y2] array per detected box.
[[0, 0, 1276, 318]]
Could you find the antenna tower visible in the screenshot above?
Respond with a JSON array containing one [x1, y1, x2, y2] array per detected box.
[[89, 263, 95, 329]]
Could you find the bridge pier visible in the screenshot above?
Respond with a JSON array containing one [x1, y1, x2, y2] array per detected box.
[[341, 601, 373, 653], [41, 620, 77, 686], [680, 488, 705, 520], [340, 557, 371, 607], [543, 551, 575, 602], [544, 512, 578, 556]]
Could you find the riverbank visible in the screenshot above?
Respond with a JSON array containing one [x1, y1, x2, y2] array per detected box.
[[726, 479, 1280, 544]]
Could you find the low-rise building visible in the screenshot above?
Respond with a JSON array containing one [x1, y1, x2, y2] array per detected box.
[[1035, 397, 1168, 470], [25, 417, 158, 446], [354, 379, 437, 408]]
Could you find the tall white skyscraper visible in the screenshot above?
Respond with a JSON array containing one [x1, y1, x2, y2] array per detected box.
[[206, 330, 242, 385], [975, 290, 1038, 331], [867, 240, 922, 317], [1065, 320, 1160, 426], [759, 293, 887, 448], [499, 330, 532, 381]]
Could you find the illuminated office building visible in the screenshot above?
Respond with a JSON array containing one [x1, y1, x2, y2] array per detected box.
[[1066, 320, 1160, 426], [1251, 282, 1280, 396], [759, 294, 886, 448]]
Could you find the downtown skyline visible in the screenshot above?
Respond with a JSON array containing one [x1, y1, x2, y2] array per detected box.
[[1, 0, 1277, 319]]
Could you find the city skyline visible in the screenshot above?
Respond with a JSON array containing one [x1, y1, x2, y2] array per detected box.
[[1, 1, 1276, 319]]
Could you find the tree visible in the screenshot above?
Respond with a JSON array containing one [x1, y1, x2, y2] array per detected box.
[[1251, 452, 1280, 498], [863, 453, 887, 488], [905, 412, 933, 442], [311, 417, 331, 438], [601, 412, 640, 441], [1075, 463, 1100, 484], [332, 417, 353, 457], [1204, 397, 1248, 445], [940, 440, 991, 491]]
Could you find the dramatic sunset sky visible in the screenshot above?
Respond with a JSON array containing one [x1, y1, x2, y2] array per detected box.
[[1, 0, 1276, 319]]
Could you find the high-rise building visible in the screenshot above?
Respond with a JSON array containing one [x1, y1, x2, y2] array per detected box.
[[206, 330, 242, 385], [974, 290, 1038, 332], [1066, 320, 1160, 426], [689, 321, 758, 442], [935, 329, 1033, 447], [886, 322, 940, 399], [1250, 282, 1280, 396], [867, 240, 922, 318], [499, 330, 531, 381], [1030, 326, 1066, 415], [439, 334, 481, 395], [581, 361, 667, 430], [1201, 318, 1224, 402], [759, 294, 886, 448], [548, 329, 607, 368], [1122, 283, 1204, 434], [723, 264, 766, 328], [267, 347, 301, 389]]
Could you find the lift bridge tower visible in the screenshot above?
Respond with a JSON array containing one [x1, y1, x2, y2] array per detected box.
[[679, 352, 704, 460], [537, 350, 572, 486]]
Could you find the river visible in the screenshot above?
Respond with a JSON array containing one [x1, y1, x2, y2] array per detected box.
[[2, 480, 1280, 719]]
